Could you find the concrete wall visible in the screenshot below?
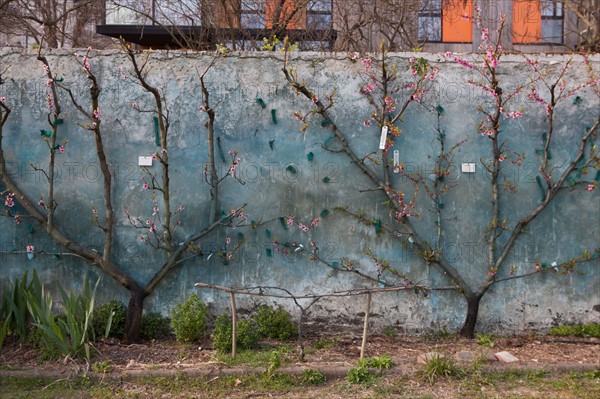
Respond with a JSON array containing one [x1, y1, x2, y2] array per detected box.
[[0, 48, 598, 334]]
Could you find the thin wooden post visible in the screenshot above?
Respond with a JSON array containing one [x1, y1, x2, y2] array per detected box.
[[230, 291, 237, 358], [360, 292, 372, 360]]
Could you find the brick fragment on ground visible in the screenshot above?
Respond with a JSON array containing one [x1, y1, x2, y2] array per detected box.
[[495, 351, 519, 363], [454, 351, 474, 362]]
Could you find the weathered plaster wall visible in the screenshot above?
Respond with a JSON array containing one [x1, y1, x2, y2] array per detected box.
[[0, 48, 598, 334]]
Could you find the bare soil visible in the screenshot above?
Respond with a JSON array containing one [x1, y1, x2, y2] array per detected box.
[[1, 332, 598, 375]]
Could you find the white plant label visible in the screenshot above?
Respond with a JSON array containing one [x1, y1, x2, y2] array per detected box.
[[379, 125, 389, 150]]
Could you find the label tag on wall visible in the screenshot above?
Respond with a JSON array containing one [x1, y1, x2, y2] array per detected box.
[[393, 150, 400, 173], [379, 125, 389, 150]]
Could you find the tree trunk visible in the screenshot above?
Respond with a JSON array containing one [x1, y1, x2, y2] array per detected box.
[[459, 295, 482, 338], [125, 287, 148, 343]]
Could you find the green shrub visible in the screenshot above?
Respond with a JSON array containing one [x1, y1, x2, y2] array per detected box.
[[212, 314, 260, 353], [253, 305, 297, 341], [420, 353, 465, 384], [302, 368, 326, 385], [92, 300, 126, 339], [140, 313, 172, 340], [358, 355, 394, 370], [347, 366, 373, 385], [549, 323, 600, 338], [171, 293, 208, 342]]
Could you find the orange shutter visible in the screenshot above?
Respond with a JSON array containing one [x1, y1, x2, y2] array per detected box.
[[513, 0, 541, 43], [442, 0, 473, 42], [266, 0, 305, 29]]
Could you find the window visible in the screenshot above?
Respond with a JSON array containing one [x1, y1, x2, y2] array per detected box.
[[241, 0, 266, 29], [105, 1, 199, 26], [513, 0, 564, 44], [105, 0, 152, 25], [154, 0, 199, 26], [307, 0, 332, 31], [419, 0, 472, 43], [419, 0, 442, 41]]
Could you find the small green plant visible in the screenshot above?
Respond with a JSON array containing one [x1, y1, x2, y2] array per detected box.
[[92, 360, 111, 374], [261, 35, 281, 51], [302, 368, 326, 385], [212, 314, 260, 353], [171, 293, 208, 342], [549, 323, 600, 338], [140, 313, 172, 340], [475, 333, 496, 348], [253, 305, 297, 341], [312, 337, 338, 350], [265, 350, 281, 378], [357, 355, 394, 370], [26, 273, 99, 362], [347, 366, 374, 385], [2, 270, 35, 340], [421, 353, 465, 384], [92, 300, 126, 339], [382, 327, 397, 338]]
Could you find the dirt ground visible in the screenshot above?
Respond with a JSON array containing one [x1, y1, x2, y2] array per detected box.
[[1, 332, 598, 375]]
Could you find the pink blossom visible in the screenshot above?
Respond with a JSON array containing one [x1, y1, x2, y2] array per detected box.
[[587, 183, 595, 191], [93, 108, 101, 119], [14, 215, 21, 224], [58, 146, 65, 153], [481, 28, 489, 41], [142, 183, 149, 190], [311, 96, 319, 103], [0, 97, 5, 102], [298, 223, 309, 232], [226, 237, 231, 244], [26, 245, 34, 253], [363, 119, 372, 127], [286, 216, 294, 226], [118, 66, 126, 79], [177, 204, 185, 212], [453, 56, 474, 69], [4, 193, 15, 208], [149, 223, 156, 233], [444, 51, 452, 58], [311, 218, 319, 227]]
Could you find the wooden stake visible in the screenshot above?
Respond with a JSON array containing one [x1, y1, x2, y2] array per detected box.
[[360, 292, 372, 360], [230, 292, 237, 358]]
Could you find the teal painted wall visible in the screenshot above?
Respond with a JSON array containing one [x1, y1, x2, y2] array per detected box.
[[0, 49, 598, 333]]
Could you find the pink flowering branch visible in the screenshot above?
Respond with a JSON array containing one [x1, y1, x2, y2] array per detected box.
[[282, 41, 472, 304], [36, 49, 62, 232]]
